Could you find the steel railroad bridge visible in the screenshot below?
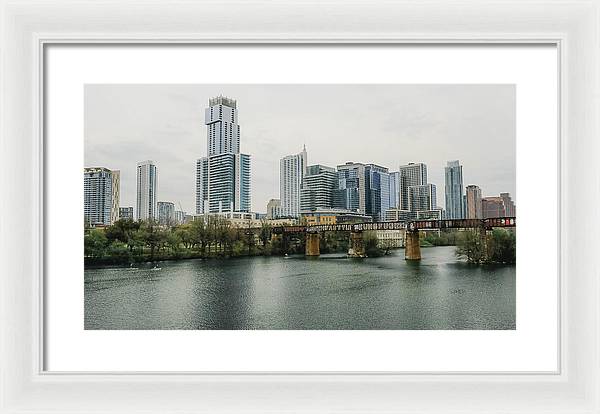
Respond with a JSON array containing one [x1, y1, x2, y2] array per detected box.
[[270, 217, 516, 260]]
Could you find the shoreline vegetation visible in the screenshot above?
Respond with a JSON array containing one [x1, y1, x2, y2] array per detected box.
[[84, 217, 515, 267]]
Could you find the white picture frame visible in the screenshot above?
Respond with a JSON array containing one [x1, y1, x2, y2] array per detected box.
[[1, 0, 598, 413]]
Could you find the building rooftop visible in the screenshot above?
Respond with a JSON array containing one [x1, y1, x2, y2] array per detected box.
[[209, 96, 237, 109]]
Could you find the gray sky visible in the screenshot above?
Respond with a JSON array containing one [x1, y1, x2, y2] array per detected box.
[[85, 84, 515, 215]]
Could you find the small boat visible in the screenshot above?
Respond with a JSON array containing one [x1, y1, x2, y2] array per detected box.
[[151, 264, 161, 271]]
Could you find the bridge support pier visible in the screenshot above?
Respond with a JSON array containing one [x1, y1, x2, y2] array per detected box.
[[305, 232, 320, 257], [405, 230, 421, 261], [348, 231, 366, 258]]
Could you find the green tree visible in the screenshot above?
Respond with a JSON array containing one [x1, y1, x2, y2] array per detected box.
[[487, 229, 516, 264], [456, 229, 487, 264], [105, 219, 141, 253], [84, 229, 108, 259]]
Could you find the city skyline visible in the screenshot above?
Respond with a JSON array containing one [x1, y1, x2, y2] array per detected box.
[[84, 84, 516, 214]]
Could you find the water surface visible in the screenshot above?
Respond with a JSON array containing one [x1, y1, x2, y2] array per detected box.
[[84, 246, 515, 330]]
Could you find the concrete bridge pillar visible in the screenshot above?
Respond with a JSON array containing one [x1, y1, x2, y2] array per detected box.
[[348, 231, 366, 258], [305, 232, 320, 256], [405, 230, 421, 261]]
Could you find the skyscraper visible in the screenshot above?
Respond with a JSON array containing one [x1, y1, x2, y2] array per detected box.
[[157, 201, 175, 226], [300, 165, 337, 213], [388, 171, 400, 208], [398, 163, 428, 211], [136, 160, 157, 221], [119, 206, 134, 220], [334, 162, 364, 213], [333, 162, 389, 220], [408, 183, 437, 212], [110, 170, 120, 224], [482, 193, 516, 218], [196, 97, 251, 214], [366, 164, 390, 221], [280, 146, 307, 218], [84, 167, 119, 226], [465, 185, 483, 219], [266, 199, 282, 219], [445, 160, 465, 219], [205, 96, 240, 156]]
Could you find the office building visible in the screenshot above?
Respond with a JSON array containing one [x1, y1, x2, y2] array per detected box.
[[266, 199, 282, 219], [174, 210, 186, 225], [205, 95, 240, 156], [333, 162, 390, 220], [196, 97, 252, 214], [84, 167, 119, 226], [398, 163, 427, 211], [136, 160, 157, 221], [300, 165, 337, 213], [119, 206, 134, 220], [389, 171, 400, 208], [157, 201, 175, 226], [500, 192, 516, 216], [367, 164, 390, 221], [385, 208, 415, 222], [466, 185, 483, 219], [408, 183, 437, 212], [110, 170, 120, 224], [334, 162, 365, 213], [482, 193, 516, 218], [280, 146, 307, 218], [444, 160, 465, 219]]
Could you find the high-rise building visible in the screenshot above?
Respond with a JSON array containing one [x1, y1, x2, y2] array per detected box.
[[110, 170, 120, 224], [334, 162, 365, 213], [205, 96, 240, 156], [196, 157, 209, 214], [174, 210, 186, 225], [500, 192, 516, 216], [119, 206, 134, 220], [157, 201, 175, 226], [300, 165, 337, 213], [367, 164, 390, 221], [84, 167, 119, 226], [408, 183, 437, 212], [444, 160, 465, 219], [465, 185, 483, 219], [482, 193, 516, 218], [398, 163, 427, 211], [266, 199, 282, 219], [196, 97, 251, 214], [280, 146, 307, 218], [136, 160, 157, 221], [389, 171, 400, 208], [333, 162, 390, 220]]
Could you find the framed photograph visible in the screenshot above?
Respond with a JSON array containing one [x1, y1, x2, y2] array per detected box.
[[1, 1, 598, 413]]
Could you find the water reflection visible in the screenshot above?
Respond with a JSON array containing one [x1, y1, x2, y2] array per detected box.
[[85, 246, 515, 330]]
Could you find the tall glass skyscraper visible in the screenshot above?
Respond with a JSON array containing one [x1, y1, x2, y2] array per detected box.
[[299, 164, 336, 213], [280, 146, 307, 218], [408, 183, 437, 212], [136, 160, 157, 221], [196, 97, 251, 214], [445, 160, 465, 219], [398, 163, 428, 211], [333, 162, 389, 220]]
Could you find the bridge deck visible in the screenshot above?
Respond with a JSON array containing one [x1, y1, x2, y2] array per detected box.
[[270, 217, 516, 234]]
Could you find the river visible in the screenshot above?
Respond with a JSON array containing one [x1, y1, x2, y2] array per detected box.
[[84, 246, 515, 330]]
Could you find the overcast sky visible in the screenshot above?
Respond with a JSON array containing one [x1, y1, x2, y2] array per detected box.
[[84, 84, 515, 215]]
